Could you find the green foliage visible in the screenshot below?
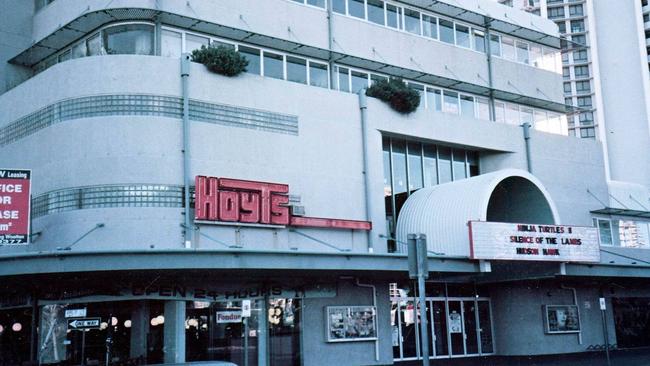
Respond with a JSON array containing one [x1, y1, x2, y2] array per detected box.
[[191, 45, 249, 77], [365, 78, 421, 114]]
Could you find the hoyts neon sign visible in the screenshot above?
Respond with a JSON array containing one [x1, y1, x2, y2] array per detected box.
[[195, 176, 371, 230]]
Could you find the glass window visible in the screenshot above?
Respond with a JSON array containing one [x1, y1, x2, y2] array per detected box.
[[455, 24, 470, 48], [210, 40, 235, 50], [575, 65, 589, 78], [534, 110, 547, 129], [307, 0, 325, 7], [595, 219, 613, 246], [460, 95, 475, 117], [443, 90, 459, 114], [516, 41, 529, 64], [576, 80, 591, 93], [439, 19, 455, 44], [186, 34, 209, 53], [473, 30, 486, 53], [556, 21, 566, 34], [309, 61, 329, 88], [408, 83, 425, 110], [520, 108, 534, 125], [161, 29, 182, 58], [569, 4, 583, 16], [407, 142, 423, 192], [490, 34, 501, 57], [577, 96, 592, 107], [348, 0, 365, 19], [392, 141, 407, 195], [72, 41, 87, 59], [238, 46, 261, 74], [563, 82, 572, 94], [571, 20, 585, 33], [287, 56, 307, 84], [371, 73, 388, 85], [367, 0, 385, 25], [580, 127, 595, 138], [423, 145, 437, 187], [468, 151, 479, 177], [438, 146, 452, 184], [332, 0, 346, 14], [494, 101, 505, 123], [572, 34, 586, 46], [337, 66, 350, 92], [263, 51, 284, 79], [87, 33, 103, 56], [530, 45, 543, 68], [579, 111, 593, 125], [386, 4, 402, 29], [477, 98, 490, 120], [505, 103, 520, 124], [103, 24, 154, 55], [563, 66, 571, 79], [426, 87, 442, 111], [453, 149, 467, 180], [573, 50, 587, 62], [501, 36, 515, 61], [404, 9, 421, 35], [351, 70, 369, 93], [422, 15, 437, 39]]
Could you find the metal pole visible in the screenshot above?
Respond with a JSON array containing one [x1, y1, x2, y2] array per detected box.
[[244, 317, 249, 366], [181, 53, 192, 249], [81, 330, 86, 366], [416, 235, 430, 366], [601, 308, 611, 366], [358, 90, 374, 253], [30, 294, 38, 362], [522, 122, 533, 173]]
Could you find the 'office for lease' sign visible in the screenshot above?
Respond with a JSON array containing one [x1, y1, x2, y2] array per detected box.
[[0, 169, 31, 245], [469, 221, 600, 262]]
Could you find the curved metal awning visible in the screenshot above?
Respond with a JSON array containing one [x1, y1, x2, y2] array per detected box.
[[9, 8, 576, 114], [396, 169, 560, 257]]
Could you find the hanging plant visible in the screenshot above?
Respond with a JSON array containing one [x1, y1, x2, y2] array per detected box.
[[191, 45, 249, 77], [366, 78, 421, 114]]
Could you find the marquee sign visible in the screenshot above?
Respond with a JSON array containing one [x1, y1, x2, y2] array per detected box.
[[0, 169, 31, 245], [468, 221, 600, 262], [195, 175, 371, 230]]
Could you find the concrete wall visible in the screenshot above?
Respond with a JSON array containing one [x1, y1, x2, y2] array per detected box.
[[591, 0, 650, 188], [491, 280, 616, 356], [302, 279, 393, 366], [0, 55, 609, 257], [0, 0, 33, 94]]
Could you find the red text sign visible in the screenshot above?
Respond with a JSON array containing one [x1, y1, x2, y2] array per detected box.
[[195, 176, 371, 230], [0, 169, 31, 245]]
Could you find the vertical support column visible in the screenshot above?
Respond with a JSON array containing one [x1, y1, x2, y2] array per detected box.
[[30, 294, 38, 363], [257, 298, 269, 366], [327, 0, 336, 89], [130, 301, 150, 359], [154, 16, 162, 56], [163, 301, 186, 364]]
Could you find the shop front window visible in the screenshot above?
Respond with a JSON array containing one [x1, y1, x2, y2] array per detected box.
[[0, 308, 32, 366]]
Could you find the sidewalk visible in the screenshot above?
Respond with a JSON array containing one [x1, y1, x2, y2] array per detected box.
[[392, 348, 650, 366]]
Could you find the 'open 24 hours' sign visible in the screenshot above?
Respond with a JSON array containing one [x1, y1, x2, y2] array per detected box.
[[469, 221, 600, 263], [0, 169, 31, 245]]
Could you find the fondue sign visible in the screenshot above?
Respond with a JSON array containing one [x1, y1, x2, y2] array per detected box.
[[194, 175, 371, 230]]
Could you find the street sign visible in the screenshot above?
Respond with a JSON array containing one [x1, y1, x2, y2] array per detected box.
[[407, 234, 428, 279], [242, 300, 251, 317], [65, 308, 87, 318], [599, 297, 606, 310], [67, 318, 101, 330]]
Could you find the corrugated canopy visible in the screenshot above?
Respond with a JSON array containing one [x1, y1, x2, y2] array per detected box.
[[396, 169, 560, 257], [9, 8, 576, 114], [591, 208, 650, 219]]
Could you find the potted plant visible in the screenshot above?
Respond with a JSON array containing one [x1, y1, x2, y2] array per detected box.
[[191, 45, 249, 76], [366, 77, 421, 114]]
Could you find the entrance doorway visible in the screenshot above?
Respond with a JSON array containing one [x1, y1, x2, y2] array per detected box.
[[612, 297, 650, 349], [391, 287, 494, 361]]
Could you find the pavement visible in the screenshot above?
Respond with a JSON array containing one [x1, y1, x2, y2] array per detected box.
[[392, 347, 650, 366]]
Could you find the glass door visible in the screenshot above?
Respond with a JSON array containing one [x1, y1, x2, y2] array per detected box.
[[447, 300, 464, 356], [431, 300, 449, 357], [463, 301, 479, 355], [477, 300, 494, 354]]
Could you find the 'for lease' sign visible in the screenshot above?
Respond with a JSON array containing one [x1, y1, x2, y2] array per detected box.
[[469, 221, 600, 263], [0, 169, 31, 245]]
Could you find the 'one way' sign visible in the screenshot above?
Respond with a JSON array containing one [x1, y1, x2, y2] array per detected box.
[[67, 318, 101, 330]]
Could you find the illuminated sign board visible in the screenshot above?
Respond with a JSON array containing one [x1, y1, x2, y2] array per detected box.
[[195, 176, 371, 230], [468, 221, 600, 262], [0, 169, 31, 245]]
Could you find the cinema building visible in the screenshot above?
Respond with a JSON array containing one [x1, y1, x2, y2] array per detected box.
[[1, 0, 650, 365]]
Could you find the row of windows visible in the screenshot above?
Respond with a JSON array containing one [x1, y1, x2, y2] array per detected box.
[[32, 185, 184, 218], [594, 218, 650, 249], [382, 136, 479, 252], [563, 80, 591, 95], [33, 22, 567, 136], [548, 4, 584, 19], [562, 65, 590, 79], [556, 19, 586, 34], [288, 0, 561, 73]]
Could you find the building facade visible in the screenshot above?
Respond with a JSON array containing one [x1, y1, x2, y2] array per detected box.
[[0, 0, 650, 366]]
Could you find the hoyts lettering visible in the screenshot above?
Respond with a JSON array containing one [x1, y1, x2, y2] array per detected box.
[[195, 176, 289, 225]]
